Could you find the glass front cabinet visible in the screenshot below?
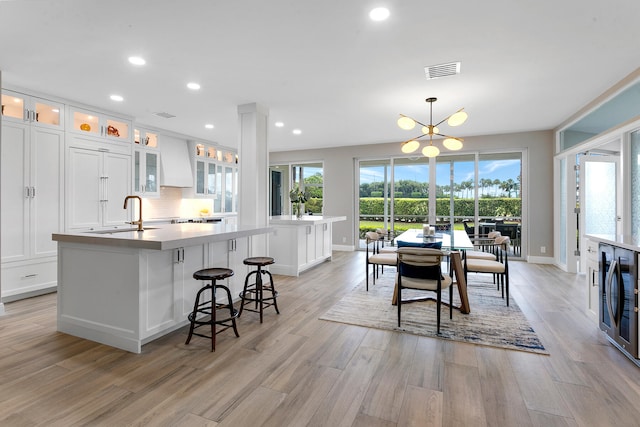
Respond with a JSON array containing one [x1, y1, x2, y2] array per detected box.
[[191, 142, 238, 214], [133, 128, 160, 197], [68, 105, 130, 143], [1, 90, 64, 129]]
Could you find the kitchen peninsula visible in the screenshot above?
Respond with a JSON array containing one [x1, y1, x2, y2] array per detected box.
[[269, 215, 346, 276], [52, 223, 272, 353]]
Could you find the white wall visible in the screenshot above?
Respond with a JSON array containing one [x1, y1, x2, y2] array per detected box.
[[270, 130, 554, 258]]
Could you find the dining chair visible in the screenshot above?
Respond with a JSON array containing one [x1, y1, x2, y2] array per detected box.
[[396, 247, 453, 334], [463, 243, 509, 306], [365, 231, 397, 291], [376, 228, 397, 253]]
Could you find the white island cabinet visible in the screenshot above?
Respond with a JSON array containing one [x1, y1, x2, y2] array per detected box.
[[268, 215, 346, 276], [52, 223, 271, 353]]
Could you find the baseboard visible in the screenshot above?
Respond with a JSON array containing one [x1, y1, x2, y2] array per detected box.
[[1, 285, 57, 303], [526, 255, 555, 264], [332, 245, 355, 252]]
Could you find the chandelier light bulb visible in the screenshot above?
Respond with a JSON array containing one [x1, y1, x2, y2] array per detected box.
[[397, 116, 416, 130], [443, 138, 463, 151], [447, 110, 468, 126], [398, 97, 467, 158], [401, 140, 420, 153], [422, 145, 440, 158]]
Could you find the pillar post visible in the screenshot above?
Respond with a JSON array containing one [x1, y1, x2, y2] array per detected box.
[[237, 103, 269, 255]]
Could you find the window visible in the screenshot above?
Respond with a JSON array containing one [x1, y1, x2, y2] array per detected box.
[[270, 162, 323, 215]]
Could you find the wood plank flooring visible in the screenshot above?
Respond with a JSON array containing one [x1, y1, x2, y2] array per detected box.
[[1, 251, 640, 426]]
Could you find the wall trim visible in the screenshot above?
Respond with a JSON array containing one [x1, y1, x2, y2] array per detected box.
[[527, 255, 555, 264]]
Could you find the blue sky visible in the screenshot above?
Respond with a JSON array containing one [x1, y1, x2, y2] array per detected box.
[[360, 159, 521, 185]]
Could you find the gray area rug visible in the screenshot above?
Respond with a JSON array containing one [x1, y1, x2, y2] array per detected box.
[[320, 274, 548, 355]]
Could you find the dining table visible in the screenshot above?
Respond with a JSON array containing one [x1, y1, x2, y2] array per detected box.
[[393, 228, 473, 313]]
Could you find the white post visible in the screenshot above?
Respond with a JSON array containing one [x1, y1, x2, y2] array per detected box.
[[237, 103, 269, 255]]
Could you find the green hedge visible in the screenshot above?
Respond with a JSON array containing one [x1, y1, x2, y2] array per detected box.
[[359, 197, 521, 221]]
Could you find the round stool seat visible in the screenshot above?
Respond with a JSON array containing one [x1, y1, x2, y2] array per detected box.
[[193, 267, 234, 281], [243, 257, 275, 267]]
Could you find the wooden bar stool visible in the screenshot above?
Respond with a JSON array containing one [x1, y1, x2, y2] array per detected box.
[[238, 257, 279, 323], [185, 267, 239, 351]]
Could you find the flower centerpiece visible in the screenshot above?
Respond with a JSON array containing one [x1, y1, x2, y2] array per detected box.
[[289, 187, 309, 219]]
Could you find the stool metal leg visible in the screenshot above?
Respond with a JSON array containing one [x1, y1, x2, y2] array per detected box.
[[238, 266, 279, 323]]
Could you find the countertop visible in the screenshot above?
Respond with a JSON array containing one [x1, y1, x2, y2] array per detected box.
[[52, 223, 273, 251], [586, 234, 640, 251], [269, 215, 347, 225]]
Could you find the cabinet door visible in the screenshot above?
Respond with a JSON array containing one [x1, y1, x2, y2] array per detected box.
[[133, 149, 160, 196], [144, 151, 159, 194], [175, 245, 207, 319], [67, 147, 103, 230], [228, 237, 249, 298], [30, 127, 64, 258], [1, 122, 30, 262], [305, 225, 316, 264], [103, 152, 131, 227], [70, 106, 130, 142]]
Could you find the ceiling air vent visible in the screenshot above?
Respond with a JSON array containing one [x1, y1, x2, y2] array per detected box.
[[152, 111, 176, 119], [424, 62, 461, 80]]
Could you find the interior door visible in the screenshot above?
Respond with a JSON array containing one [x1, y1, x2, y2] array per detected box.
[[270, 170, 282, 216], [579, 155, 621, 272]]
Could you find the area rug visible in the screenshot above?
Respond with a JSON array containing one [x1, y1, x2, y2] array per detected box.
[[320, 275, 548, 355]]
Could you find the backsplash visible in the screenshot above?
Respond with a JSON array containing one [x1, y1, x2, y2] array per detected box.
[[143, 187, 214, 220]]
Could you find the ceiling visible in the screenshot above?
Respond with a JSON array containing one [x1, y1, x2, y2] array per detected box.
[[1, 0, 639, 152]]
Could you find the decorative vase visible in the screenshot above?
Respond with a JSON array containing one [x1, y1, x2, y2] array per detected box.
[[293, 203, 303, 219]]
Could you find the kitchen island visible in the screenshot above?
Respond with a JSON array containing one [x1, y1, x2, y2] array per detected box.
[[269, 215, 346, 276], [52, 223, 272, 353]]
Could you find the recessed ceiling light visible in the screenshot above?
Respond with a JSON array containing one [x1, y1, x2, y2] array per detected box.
[[292, 129, 302, 135], [275, 122, 284, 127], [187, 82, 201, 90], [128, 56, 146, 66], [369, 7, 390, 21], [205, 124, 214, 129], [110, 94, 124, 102]]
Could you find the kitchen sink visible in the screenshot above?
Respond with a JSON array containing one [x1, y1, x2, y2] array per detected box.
[[87, 227, 159, 234]]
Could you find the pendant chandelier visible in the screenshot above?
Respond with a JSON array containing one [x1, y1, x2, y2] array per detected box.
[[397, 97, 468, 158]]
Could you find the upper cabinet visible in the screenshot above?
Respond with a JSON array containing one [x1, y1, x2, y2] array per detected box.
[[187, 141, 239, 213], [1, 90, 64, 130], [133, 128, 160, 197], [68, 105, 131, 143]]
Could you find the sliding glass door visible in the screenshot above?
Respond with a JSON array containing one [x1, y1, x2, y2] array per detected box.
[[357, 151, 524, 256]]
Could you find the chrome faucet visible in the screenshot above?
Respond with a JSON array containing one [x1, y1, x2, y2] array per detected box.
[[123, 195, 144, 231]]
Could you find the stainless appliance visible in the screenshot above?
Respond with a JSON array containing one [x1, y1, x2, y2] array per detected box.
[[599, 243, 638, 361], [170, 217, 222, 224]]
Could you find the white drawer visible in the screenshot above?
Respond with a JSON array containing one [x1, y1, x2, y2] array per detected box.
[[1, 259, 57, 301]]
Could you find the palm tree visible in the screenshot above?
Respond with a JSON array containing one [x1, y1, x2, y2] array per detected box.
[[493, 178, 501, 196], [500, 178, 517, 197]]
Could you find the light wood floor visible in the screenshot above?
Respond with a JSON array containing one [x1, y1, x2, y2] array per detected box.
[[1, 251, 640, 426]]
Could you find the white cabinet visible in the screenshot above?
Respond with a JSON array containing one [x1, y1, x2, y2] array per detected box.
[[144, 244, 206, 337], [1, 120, 64, 262], [585, 238, 599, 323], [133, 148, 160, 197], [1, 90, 64, 129], [133, 128, 160, 197], [1, 91, 64, 300], [187, 141, 238, 214], [68, 105, 131, 143], [66, 143, 132, 231], [269, 218, 338, 276], [195, 157, 217, 196]]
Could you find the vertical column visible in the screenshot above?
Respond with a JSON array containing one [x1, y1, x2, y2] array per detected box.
[[237, 103, 269, 255], [0, 68, 5, 314]]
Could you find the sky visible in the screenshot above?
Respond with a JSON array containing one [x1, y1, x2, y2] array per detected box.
[[359, 158, 521, 185]]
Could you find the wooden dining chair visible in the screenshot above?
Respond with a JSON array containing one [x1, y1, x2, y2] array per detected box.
[[396, 247, 453, 334], [365, 231, 397, 291], [464, 243, 509, 306]]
